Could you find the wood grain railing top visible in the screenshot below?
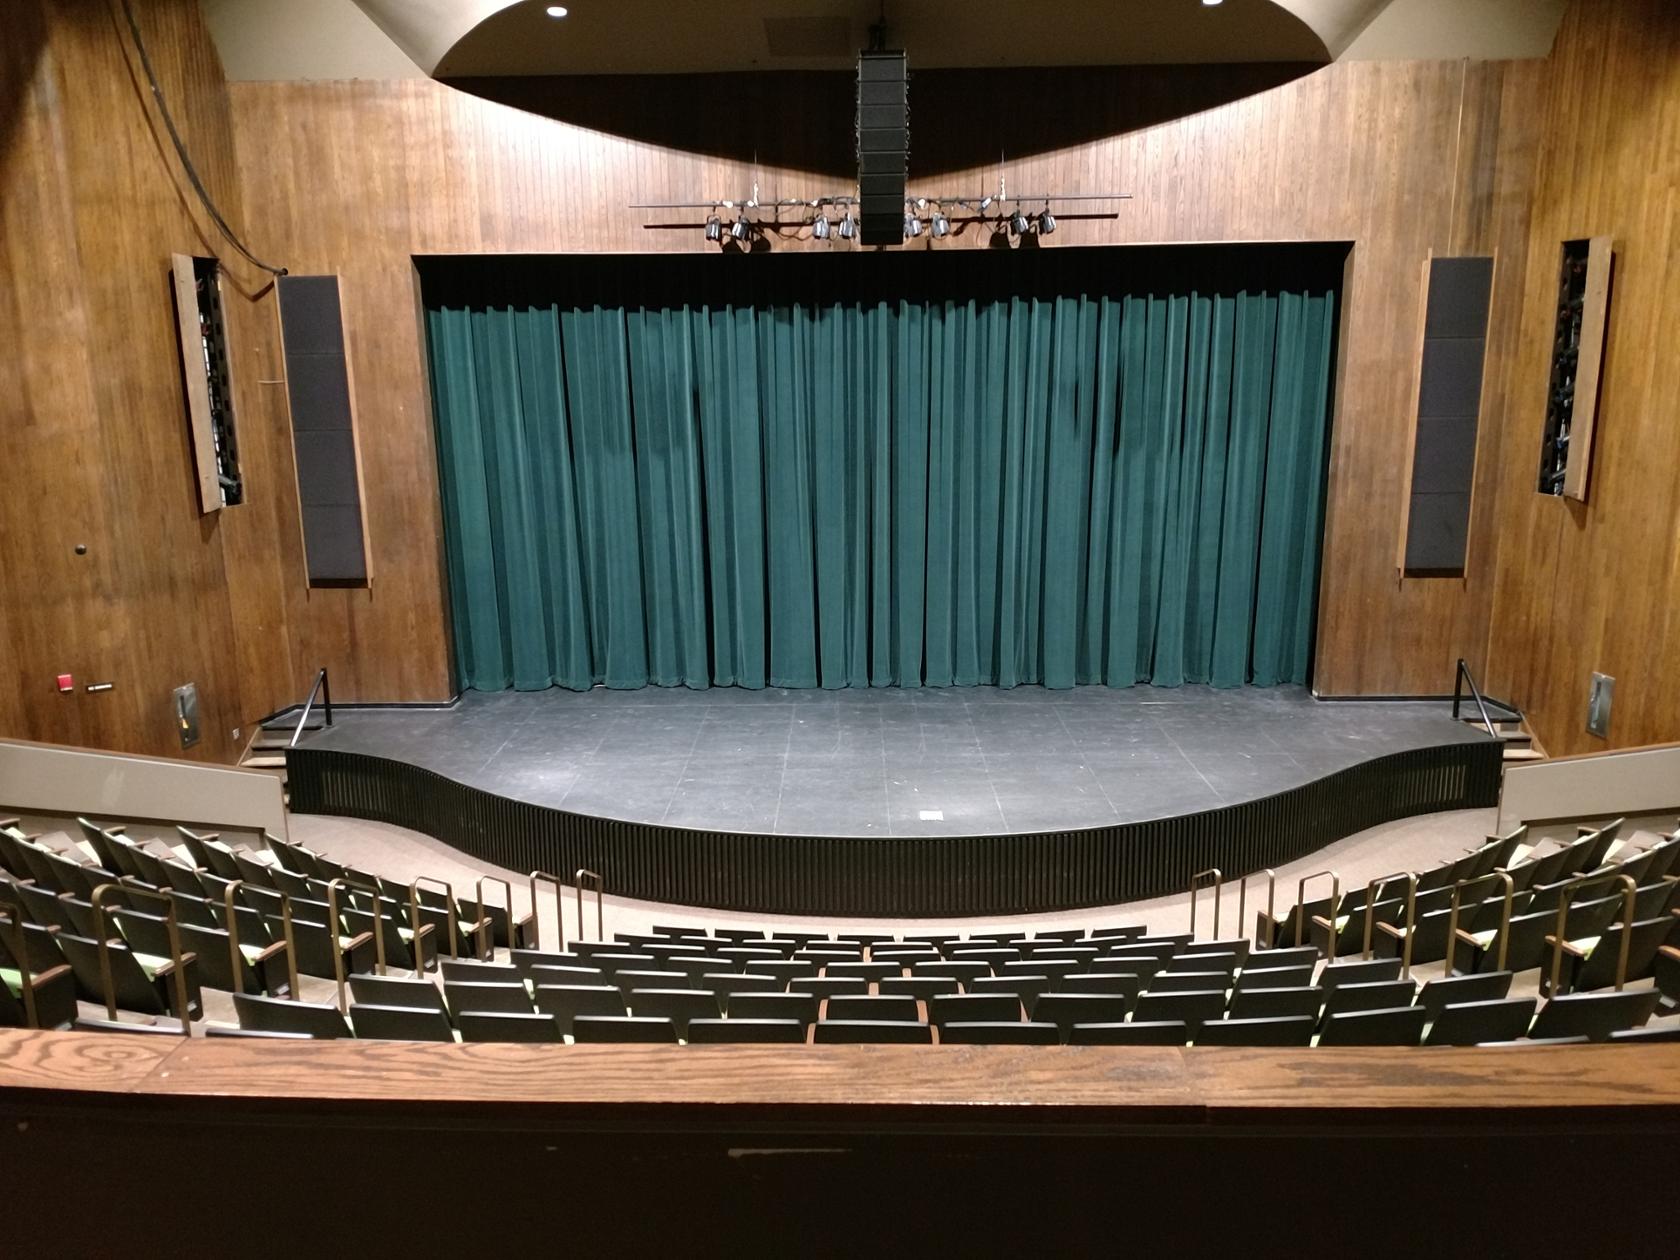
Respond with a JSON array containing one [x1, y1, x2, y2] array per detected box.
[[3, 1031, 1677, 1118]]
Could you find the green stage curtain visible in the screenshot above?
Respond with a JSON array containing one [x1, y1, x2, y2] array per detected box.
[[424, 250, 1336, 692]]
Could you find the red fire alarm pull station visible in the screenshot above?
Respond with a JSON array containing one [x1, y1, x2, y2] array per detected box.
[[56, 674, 74, 693]]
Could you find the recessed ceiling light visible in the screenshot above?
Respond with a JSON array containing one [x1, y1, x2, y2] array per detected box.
[[546, 5, 568, 17], [1203, 0, 1223, 7]]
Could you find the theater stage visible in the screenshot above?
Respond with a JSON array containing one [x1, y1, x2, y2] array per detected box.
[[290, 684, 1501, 915], [304, 685, 1486, 837]]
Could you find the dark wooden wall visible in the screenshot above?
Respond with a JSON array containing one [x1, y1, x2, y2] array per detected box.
[[1483, 0, 1680, 755], [0, 0, 305, 762], [1, 0, 1673, 762]]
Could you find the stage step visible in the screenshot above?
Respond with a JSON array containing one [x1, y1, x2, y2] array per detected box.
[[241, 753, 288, 769]]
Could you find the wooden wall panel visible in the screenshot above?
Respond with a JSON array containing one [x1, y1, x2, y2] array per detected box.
[[0, 0, 302, 761], [229, 57, 1547, 707], [1484, 1, 1680, 754]]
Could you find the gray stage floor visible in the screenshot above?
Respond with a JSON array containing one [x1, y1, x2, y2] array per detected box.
[[307, 685, 1487, 838]]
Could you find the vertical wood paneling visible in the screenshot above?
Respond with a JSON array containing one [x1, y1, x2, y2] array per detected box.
[[230, 58, 1547, 710], [1485, 1, 1680, 754]]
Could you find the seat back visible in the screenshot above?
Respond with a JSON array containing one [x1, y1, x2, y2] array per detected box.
[[350, 1003, 455, 1042], [456, 1011, 562, 1044], [812, 1020, 932, 1045], [1423, 997, 1537, 1046], [1233, 964, 1314, 993], [1132, 989, 1226, 1032], [1145, 971, 1230, 994], [1228, 986, 1323, 1022], [1317, 1005, 1426, 1046], [686, 1018, 805, 1044], [1033, 992, 1133, 1032], [1067, 1021, 1189, 1046], [938, 1021, 1061, 1045], [1571, 916, 1675, 992], [626, 988, 722, 1035], [445, 982, 535, 1017], [1243, 946, 1319, 971], [1322, 979, 1418, 1019], [1528, 990, 1661, 1042], [1317, 957, 1403, 990], [877, 975, 961, 1000], [824, 994, 921, 1022], [572, 1016, 679, 1043], [531, 984, 627, 1035], [55, 931, 168, 1016], [233, 991, 349, 1038], [1195, 1016, 1315, 1047], [348, 974, 447, 1013], [1415, 971, 1513, 1022], [727, 991, 820, 1028]]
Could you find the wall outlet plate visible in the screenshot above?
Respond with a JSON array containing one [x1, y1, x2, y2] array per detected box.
[[1587, 672, 1614, 738]]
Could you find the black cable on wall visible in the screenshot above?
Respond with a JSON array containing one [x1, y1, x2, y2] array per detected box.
[[117, 0, 288, 277]]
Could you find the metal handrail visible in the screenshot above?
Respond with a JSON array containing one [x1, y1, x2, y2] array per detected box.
[[1294, 870, 1342, 960], [575, 869, 605, 943], [1238, 869, 1275, 949], [1188, 868, 1223, 941], [221, 881, 299, 1000], [1452, 658, 1498, 739], [0, 898, 40, 1028], [1548, 872, 1637, 996], [408, 876, 456, 966], [91, 883, 192, 1032], [475, 877, 514, 961], [326, 876, 387, 1011], [1361, 871, 1418, 977], [529, 871, 567, 952], [290, 667, 333, 749], [1444, 871, 1515, 976]]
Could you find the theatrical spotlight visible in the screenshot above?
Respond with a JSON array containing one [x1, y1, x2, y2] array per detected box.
[[1039, 209, 1057, 235], [838, 211, 857, 239], [904, 212, 922, 238], [705, 215, 722, 242], [931, 210, 950, 238], [813, 215, 831, 240], [730, 214, 751, 241], [1010, 208, 1029, 236]]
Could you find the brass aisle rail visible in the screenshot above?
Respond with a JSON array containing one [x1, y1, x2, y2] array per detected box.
[[1548, 872, 1637, 996], [1361, 871, 1418, 977], [90, 883, 192, 1033], [1188, 869, 1223, 941], [0, 898, 40, 1028], [326, 876, 387, 1012], [1294, 870, 1342, 961], [1444, 871, 1515, 976], [475, 876, 515, 961], [575, 869, 605, 943], [528, 871, 567, 952], [409, 876, 458, 965], [221, 881, 299, 1000], [1237, 869, 1275, 949]]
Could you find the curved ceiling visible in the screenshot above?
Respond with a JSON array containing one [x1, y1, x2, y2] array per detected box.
[[420, 1, 1335, 79], [201, 1, 1569, 82]]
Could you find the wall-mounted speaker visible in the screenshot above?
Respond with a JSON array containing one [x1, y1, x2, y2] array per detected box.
[[856, 50, 907, 246], [277, 275, 370, 587]]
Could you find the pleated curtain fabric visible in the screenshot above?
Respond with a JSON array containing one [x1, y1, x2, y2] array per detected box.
[[425, 251, 1336, 693]]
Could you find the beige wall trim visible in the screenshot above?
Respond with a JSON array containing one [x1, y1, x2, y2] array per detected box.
[[1498, 743, 1680, 832], [0, 738, 288, 838]]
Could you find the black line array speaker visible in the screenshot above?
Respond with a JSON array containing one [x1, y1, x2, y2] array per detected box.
[[1402, 256, 1494, 576], [856, 50, 907, 246], [277, 274, 369, 586]]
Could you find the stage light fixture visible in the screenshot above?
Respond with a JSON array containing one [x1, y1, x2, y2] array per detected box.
[[1010, 208, 1029, 236], [704, 215, 721, 241], [904, 212, 922, 238], [813, 215, 831, 240], [1039, 210, 1057, 235], [838, 211, 856, 239], [931, 211, 950, 238], [731, 214, 751, 241]]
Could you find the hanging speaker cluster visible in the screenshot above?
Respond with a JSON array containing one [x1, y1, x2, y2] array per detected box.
[[856, 49, 908, 247]]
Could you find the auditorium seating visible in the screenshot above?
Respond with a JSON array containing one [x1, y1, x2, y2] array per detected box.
[[2, 814, 1676, 1051]]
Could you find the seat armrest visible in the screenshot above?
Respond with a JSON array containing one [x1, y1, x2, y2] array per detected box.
[[1375, 922, 1406, 940], [1542, 933, 1587, 959], [1453, 928, 1484, 949], [249, 941, 290, 963], [1658, 946, 1680, 963], [340, 930, 374, 953]]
